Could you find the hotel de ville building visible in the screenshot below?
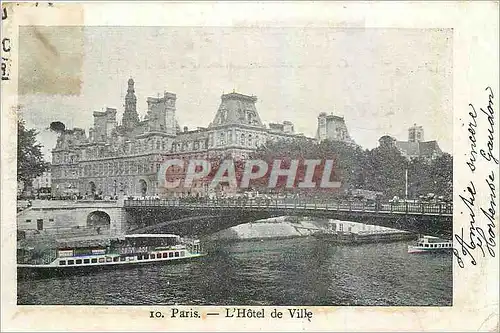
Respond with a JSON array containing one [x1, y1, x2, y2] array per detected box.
[[50, 79, 329, 198]]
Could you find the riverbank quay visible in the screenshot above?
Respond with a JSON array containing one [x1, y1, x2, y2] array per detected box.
[[205, 216, 416, 244], [313, 229, 417, 244]]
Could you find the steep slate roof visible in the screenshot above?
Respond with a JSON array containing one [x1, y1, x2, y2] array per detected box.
[[396, 140, 443, 158], [396, 141, 420, 157], [209, 92, 265, 128], [419, 140, 442, 157]]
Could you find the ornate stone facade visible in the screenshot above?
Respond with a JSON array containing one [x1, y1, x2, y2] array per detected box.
[[51, 80, 310, 198]]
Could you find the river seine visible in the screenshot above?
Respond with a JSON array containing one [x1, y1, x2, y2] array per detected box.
[[17, 238, 452, 306]]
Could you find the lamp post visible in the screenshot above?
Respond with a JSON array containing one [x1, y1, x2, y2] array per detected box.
[[404, 159, 410, 201], [405, 167, 408, 201]]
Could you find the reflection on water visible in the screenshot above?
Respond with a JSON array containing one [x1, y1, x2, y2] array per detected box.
[[18, 237, 452, 306]]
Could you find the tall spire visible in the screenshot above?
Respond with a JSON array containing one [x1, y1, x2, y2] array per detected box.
[[127, 77, 135, 94], [122, 78, 139, 129]]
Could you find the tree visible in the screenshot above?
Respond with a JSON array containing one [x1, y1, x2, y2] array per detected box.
[[408, 157, 431, 198], [364, 143, 407, 199], [429, 153, 453, 199], [317, 140, 367, 190], [49, 121, 66, 133], [243, 137, 452, 202], [249, 138, 364, 196], [17, 119, 48, 191]]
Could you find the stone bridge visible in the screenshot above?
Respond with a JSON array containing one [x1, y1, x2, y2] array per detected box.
[[124, 199, 453, 238], [16, 199, 129, 236]]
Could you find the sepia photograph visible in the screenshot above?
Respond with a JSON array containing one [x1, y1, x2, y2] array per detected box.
[[16, 25, 453, 306], [1, 2, 498, 332]]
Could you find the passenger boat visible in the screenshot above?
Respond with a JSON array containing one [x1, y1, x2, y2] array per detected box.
[[407, 235, 453, 254], [18, 234, 205, 279]]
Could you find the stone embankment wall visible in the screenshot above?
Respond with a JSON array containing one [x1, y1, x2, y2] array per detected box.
[[206, 216, 413, 242]]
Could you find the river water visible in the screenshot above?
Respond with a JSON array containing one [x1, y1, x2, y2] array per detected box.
[[17, 237, 452, 306]]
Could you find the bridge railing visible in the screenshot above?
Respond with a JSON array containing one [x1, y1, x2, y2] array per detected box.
[[124, 198, 452, 215]]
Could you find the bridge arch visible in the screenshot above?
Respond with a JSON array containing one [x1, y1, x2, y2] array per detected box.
[[123, 199, 453, 237], [86, 210, 111, 230]]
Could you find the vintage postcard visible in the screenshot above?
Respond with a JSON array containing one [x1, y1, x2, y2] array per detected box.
[[1, 1, 499, 331]]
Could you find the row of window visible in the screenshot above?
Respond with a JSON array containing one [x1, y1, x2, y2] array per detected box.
[[84, 134, 221, 160], [172, 140, 208, 153], [53, 154, 79, 164], [209, 132, 263, 148], [25, 218, 53, 223], [84, 140, 170, 159], [174, 132, 294, 152], [52, 167, 79, 179], [138, 251, 184, 260], [82, 160, 159, 177], [81, 179, 157, 195], [58, 251, 185, 266], [54, 133, 181, 161]]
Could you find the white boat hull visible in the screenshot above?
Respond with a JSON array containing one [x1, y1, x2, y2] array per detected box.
[[408, 245, 452, 254], [18, 233, 207, 279], [407, 235, 453, 254], [18, 252, 206, 279]]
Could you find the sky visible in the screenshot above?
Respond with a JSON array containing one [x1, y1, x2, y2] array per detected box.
[[18, 26, 453, 160]]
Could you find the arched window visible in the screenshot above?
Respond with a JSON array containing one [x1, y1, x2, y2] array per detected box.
[[139, 179, 147, 196], [248, 135, 252, 146], [219, 132, 225, 146], [247, 111, 254, 124], [241, 134, 246, 146], [220, 109, 227, 123]]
